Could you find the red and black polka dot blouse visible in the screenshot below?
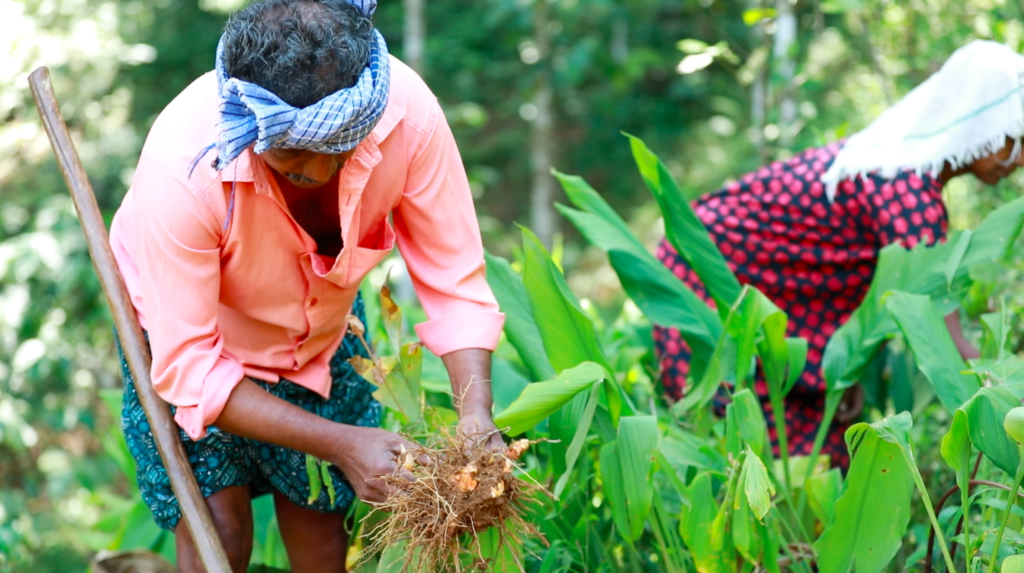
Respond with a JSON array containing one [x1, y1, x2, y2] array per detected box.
[[653, 141, 948, 466]]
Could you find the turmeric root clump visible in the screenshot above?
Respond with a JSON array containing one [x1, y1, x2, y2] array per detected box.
[[359, 431, 545, 572]]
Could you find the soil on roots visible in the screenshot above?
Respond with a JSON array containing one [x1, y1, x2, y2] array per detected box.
[[358, 429, 546, 572]]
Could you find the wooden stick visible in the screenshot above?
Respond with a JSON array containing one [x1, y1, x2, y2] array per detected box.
[[28, 67, 232, 573]]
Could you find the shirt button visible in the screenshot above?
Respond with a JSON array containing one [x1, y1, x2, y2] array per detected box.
[[309, 298, 319, 307]]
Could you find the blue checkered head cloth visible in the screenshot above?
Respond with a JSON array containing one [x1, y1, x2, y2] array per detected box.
[[209, 0, 390, 171]]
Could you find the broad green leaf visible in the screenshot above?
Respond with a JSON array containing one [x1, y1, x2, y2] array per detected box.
[[626, 133, 743, 309], [981, 307, 1012, 362], [742, 447, 775, 520], [484, 251, 555, 381], [815, 417, 915, 573], [600, 441, 632, 541], [823, 196, 1024, 392], [553, 383, 601, 497], [885, 291, 980, 413], [556, 184, 720, 371], [352, 355, 425, 428], [941, 410, 971, 473], [520, 227, 612, 375], [617, 416, 659, 540], [943, 229, 972, 288], [732, 389, 767, 457], [679, 473, 735, 573], [732, 459, 763, 562], [659, 432, 728, 474], [785, 337, 808, 393], [962, 387, 1020, 475], [1003, 555, 1024, 573], [475, 525, 522, 572], [805, 468, 842, 526], [376, 540, 407, 573], [493, 361, 605, 436]]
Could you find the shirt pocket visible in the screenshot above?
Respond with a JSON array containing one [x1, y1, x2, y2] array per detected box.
[[343, 216, 395, 288]]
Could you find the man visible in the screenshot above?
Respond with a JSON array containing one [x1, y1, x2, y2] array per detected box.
[[108, 1, 505, 571]]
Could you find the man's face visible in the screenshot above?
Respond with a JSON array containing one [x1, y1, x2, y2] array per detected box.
[[968, 137, 1024, 185], [259, 148, 356, 189]]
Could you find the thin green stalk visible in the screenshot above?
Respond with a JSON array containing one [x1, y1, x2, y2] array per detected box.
[[987, 469, 1024, 573], [651, 493, 688, 573], [767, 466, 812, 544], [960, 463, 973, 569], [774, 508, 815, 573], [768, 391, 794, 496], [797, 390, 841, 515], [901, 449, 956, 573]]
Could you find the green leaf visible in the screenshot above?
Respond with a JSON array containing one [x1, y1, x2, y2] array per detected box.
[[600, 441, 632, 541], [553, 383, 601, 497], [306, 454, 322, 505], [805, 468, 843, 526], [885, 291, 980, 413], [823, 196, 1024, 392], [484, 251, 555, 381], [680, 473, 736, 573], [961, 387, 1021, 475], [1003, 555, 1024, 573], [785, 337, 808, 393], [981, 306, 1012, 362], [626, 133, 743, 309], [520, 227, 612, 375], [942, 410, 972, 473], [814, 416, 915, 573], [555, 183, 720, 369], [353, 355, 425, 428], [732, 460, 763, 562], [618, 416, 659, 540], [493, 361, 605, 436], [732, 389, 767, 457], [321, 461, 336, 507], [742, 447, 775, 520], [944, 229, 973, 288]]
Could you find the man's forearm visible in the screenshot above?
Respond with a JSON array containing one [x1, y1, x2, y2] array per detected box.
[[214, 377, 344, 461], [441, 348, 494, 416]]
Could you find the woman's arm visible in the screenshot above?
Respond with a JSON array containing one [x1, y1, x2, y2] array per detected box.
[[945, 311, 980, 361]]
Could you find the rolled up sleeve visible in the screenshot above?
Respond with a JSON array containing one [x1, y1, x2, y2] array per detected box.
[[393, 103, 505, 356], [132, 157, 245, 440]]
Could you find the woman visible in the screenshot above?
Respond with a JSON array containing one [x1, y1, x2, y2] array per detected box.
[[654, 40, 1024, 468]]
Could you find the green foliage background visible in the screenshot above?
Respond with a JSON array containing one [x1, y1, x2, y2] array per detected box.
[[2, 0, 1024, 570]]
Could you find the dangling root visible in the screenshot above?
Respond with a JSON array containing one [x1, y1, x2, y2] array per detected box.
[[357, 428, 549, 572]]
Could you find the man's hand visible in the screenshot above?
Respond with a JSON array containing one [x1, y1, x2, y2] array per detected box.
[[328, 426, 418, 504], [441, 348, 506, 452], [215, 378, 418, 505], [458, 408, 505, 451]]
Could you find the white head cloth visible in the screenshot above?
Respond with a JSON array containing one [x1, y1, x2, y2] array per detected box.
[[822, 40, 1024, 201]]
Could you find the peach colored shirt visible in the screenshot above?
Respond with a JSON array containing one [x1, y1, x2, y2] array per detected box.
[[109, 57, 505, 440]]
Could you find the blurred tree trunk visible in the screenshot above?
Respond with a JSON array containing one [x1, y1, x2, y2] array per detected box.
[[530, 0, 557, 248], [750, 0, 767, 159], [773, 0, 797, 147], [404, 0, 426, 75]]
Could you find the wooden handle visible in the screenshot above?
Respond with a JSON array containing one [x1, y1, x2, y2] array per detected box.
[[28, 67, 232, 573]]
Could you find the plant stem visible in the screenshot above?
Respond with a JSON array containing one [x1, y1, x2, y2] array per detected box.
[[902, 449, 956, 573], [987, 469, 1024, 573], [797, 390, 841, 516], [768, 391, 794, 495]]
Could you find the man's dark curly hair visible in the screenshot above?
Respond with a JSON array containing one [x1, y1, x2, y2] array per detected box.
[[221, 0, 374, 108]]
